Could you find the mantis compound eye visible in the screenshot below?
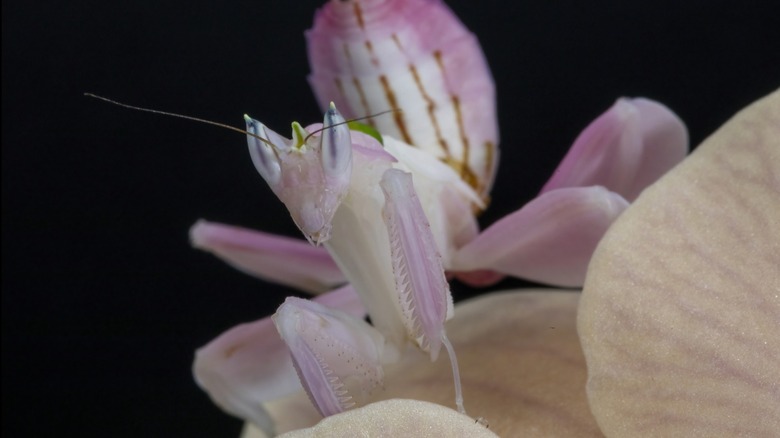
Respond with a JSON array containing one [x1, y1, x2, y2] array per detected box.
[[320, 102, 352, 179], [245, 116, 282, 186]]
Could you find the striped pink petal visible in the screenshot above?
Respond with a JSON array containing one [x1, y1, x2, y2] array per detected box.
[[306, 0, 498, 198]]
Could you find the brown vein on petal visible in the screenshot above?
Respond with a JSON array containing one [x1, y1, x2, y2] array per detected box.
[[433, 50, 483, 195], [480, 141, 495, 205], [334, 78, 346, 103], [352, 77, 375, 127], [433, 50, 445, 72], [484, 141, 494, 182], [379, 74, 412, 144], [446, 98, 483, 197], [224, 344, 241, 359], [409, 64, 449, 154], [352, 1, 365, 30], [391, 33, 403, 52], [364, 40, 379, 67], [342, 43, 353, 71], [451, 96, 471, 173]]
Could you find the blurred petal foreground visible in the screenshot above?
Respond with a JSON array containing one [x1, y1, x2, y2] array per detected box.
[[240, 90, 780, 437], [579, 89, 780, 436]]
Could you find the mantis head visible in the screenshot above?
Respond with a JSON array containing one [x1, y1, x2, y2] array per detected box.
[[245, 103, 352, 245]]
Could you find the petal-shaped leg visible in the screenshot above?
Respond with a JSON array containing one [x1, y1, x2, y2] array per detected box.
[[273, 295, 386, 418], [190, 220, 345, 294], [541, 98, 688, 201], [193, 286, 364, 430], [381, 169, 452, 359], [380, 168, 465, 413], [451, 186, 629, 287]]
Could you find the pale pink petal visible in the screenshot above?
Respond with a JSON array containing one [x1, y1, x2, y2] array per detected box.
[[190, 220, 344, 294], [542, 98, 688, 201], [580, 89, 780, 436], [451, 187, 628, 287], [627, 98, 690, 194], [193, 286, 365, 427], [194, 314, 295, 430]]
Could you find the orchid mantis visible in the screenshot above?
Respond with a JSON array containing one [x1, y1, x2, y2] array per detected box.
[[239, 101, 468, 416], [192, 0, 689, 430]]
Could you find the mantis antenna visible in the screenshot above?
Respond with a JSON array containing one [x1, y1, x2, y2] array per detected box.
[[84, 93, 396, 145]]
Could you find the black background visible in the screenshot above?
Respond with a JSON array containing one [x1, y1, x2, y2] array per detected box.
[[3, 1, 778, 436]]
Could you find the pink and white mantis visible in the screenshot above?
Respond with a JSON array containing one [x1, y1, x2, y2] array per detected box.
[[238, 102, 470, 416], [191, 0, 689, 430]]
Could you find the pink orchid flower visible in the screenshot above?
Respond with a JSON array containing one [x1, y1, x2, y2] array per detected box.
[[191, 0, 688, 432]]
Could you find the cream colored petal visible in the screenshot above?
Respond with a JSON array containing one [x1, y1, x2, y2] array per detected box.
[[249, 290, 603, 437], [579, 89, 780, 437], [277, 399, 498, 438], [244, 393, 321, 438]]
